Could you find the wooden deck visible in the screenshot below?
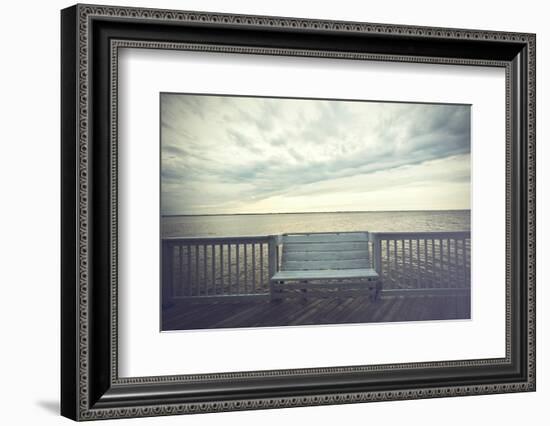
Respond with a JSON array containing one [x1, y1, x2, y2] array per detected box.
[[162, 293, 471, 331]]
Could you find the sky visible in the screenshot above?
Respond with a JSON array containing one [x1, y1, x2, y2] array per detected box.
[[160, 94, 471, 216]]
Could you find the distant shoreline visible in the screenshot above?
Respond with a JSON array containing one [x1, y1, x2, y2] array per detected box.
[[162, 209, 471, 218]]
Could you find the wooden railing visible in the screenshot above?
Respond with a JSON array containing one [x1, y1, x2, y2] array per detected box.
[[371, 232, 471, 295], [162, 236, 278, 304], [162, 231, 470, 304]]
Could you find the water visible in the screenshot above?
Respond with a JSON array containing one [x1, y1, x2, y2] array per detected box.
[[162, 210, 470, 238]]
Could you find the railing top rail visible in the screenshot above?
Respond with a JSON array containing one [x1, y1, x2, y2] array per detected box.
[[371, 231, 470, 240], [162, 235, 275, 244], [162, 231, 470, 245], [281, 231, 369, 236]]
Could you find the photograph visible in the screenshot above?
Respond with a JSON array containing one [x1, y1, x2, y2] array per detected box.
[[160, 93, 472, 331]]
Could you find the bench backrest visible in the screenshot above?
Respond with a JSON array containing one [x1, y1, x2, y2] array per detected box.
[[280, 232, 370, 271]]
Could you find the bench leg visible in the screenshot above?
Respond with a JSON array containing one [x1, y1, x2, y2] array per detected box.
[[270, 280, 283, 302], [374, 280, 382, 301], [300, 281, 308, 303], [369, 279, 382, 302]]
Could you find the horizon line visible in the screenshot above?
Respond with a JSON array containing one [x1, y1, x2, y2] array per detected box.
[[161, 208, 471, 218]]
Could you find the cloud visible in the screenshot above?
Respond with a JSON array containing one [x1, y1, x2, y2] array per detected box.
[[160, 94, 470, 215]]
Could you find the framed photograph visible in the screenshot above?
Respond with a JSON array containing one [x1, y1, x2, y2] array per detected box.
[[61, 4, 536, 421]]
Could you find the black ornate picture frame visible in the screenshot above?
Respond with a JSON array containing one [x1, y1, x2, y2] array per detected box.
[[61, 4, 536, 421]]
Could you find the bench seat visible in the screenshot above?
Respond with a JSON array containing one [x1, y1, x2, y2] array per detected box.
[[272, 268, 378, 282]]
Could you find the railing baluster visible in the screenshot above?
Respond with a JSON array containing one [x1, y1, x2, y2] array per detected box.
[[392, 239, 396, 286], [415, 239, 420, 287], [260, 243, 264, 291], [457, 238, 462, 287], [203, 244, 207, 296], [373, 236, 382, 275], [195, 244, 200, 296], [268, 237, 277, 300], [252, 243, 256, 292], [465, 238, 468, 286], [464, 238, 469, 287], [455, 239, 464, 281], [432, 239, 436, 272], [385, 240, 389, 278], [427, 239, 431, 288], [446, 239, 450, 287], [456, 239, 463, 286], [187, 245, 192, 296], [170, 244, 176, 300], [444, 239, 448, 287], [430, 239, 432, 287], [427, 239, 431, 286], [220, 244, 224, 295], [439, 238, 446, 287], [404, 239, 408, 288], [228, 244, 232, 295], [211, 244, 215, 295], [187, 245, 194, 296], [433, 239, 438, 287], [455, 239, 462, 283], [187, 244, 191, 296], [431, 240, 435, 287], [188, 245, 192, 296], [408, 239, 412, 288], [178, 245, 184, 297], [400, 239, 407, 287], [236, 243, 240, 294], [420, 239, 424, 287], [406, 240, 409, 287], [402, 240, 406, 287], [161, 241, 174, 307], [445, 239, 449, 286], [244, 244, 248, 293], [393, 240, 397, 285], [446, 239, 451, 287], [439, 238, 447, 287], [449, 239, 453, 285]]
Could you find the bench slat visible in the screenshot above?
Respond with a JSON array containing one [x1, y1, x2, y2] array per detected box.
[[271, 231, 379, 298], [283, 232, 368, 244], [284, 242, 368, 252], [272, 268, 378, 281], [283, 259, 370, 271], [283, 250, 368, 262]]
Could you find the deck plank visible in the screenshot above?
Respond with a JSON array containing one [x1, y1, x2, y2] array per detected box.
[[290, 298, 341, 325], [368, 297, 396, 323], [162, 293, 471, 331], [208, 302, 267, 329], [248, 300, 297, 328]]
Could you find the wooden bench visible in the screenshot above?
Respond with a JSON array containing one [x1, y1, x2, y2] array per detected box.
[[270, 232, 380, 301]]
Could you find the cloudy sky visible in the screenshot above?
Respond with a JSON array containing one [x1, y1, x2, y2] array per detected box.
[[160, 94, 470, 216]]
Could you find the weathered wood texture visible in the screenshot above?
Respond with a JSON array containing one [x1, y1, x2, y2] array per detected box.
[[163, 237, 272, 298], [377, 235, 471, 290], [162, 293, 471, 331], [272, 269, 379, 281], [162, 231, 471, 301], [272, 232, 377, 284], [281, 233, 369, 269], [271, 232, 379, 300]]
